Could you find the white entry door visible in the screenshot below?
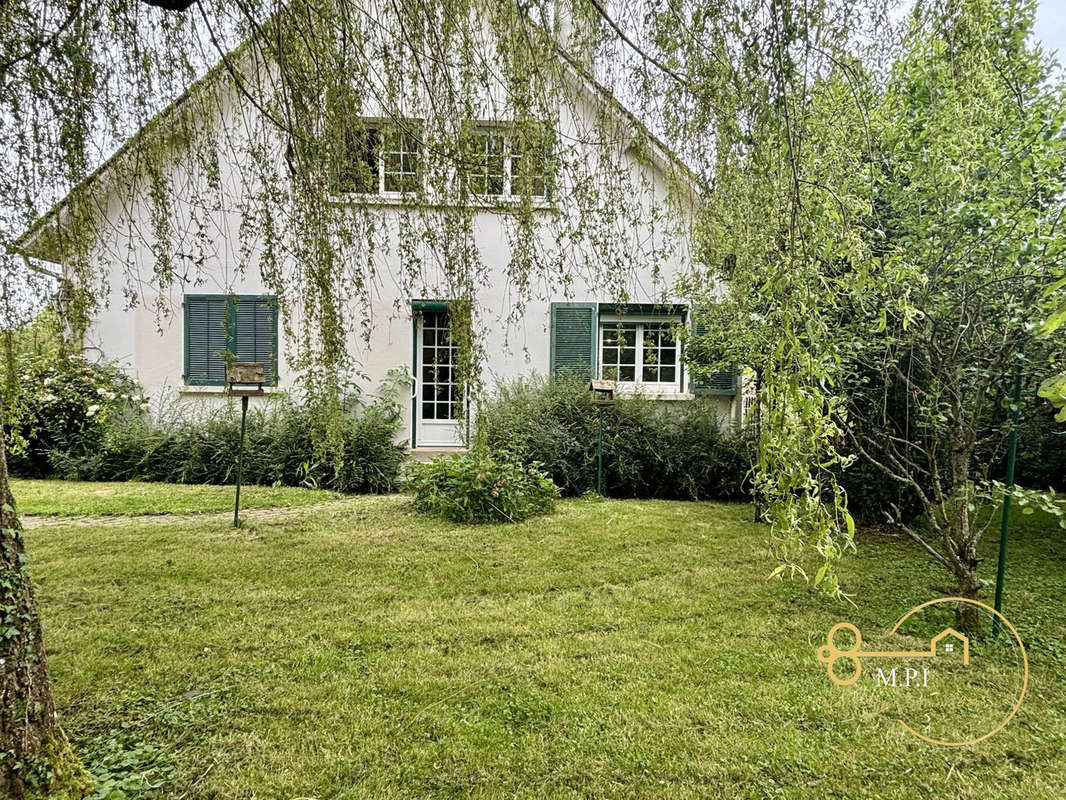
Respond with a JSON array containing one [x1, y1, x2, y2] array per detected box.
[[416, 310, 463, 446]]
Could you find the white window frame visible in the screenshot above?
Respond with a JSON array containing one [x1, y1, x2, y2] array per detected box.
[[597, 315, 683, 394], [334, 122, 422, 198], [380, 128, 421, 195], [470, 127, 548, 200]]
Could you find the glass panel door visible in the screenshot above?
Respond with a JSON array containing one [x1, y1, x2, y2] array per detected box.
[[416, 310, 462, 446]]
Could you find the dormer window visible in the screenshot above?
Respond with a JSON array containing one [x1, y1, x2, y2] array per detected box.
[[333, 122, 421, 195]]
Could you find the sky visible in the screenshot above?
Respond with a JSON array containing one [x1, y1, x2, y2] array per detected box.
[[1034, 0, 1066, 59]]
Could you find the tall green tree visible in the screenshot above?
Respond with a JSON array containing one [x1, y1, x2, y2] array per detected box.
[[838, 0, 1066, 629], [673, 0, 1066, 625]]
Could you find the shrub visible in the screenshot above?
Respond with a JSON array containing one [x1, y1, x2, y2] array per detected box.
[[476, 376, 753, 500], [54, 395, 407, 494], [1007, 394, 1066, 492], [407, 452, 559, 523], [4, 353, 147, 478]]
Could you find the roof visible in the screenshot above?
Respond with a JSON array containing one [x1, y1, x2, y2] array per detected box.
[[14, 27, 703, 264]]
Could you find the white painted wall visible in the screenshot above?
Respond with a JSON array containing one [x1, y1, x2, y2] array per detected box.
[[37, 19, 735, 444]]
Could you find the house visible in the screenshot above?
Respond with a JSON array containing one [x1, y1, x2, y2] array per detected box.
[[14, 3, 741, 451]]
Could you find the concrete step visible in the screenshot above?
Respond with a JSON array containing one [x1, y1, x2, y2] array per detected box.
[[408, 446, 469, 462]]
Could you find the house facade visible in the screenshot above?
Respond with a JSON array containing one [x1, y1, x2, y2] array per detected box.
[[17, 9, 740, 451]]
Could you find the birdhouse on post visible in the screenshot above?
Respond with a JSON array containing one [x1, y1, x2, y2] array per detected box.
[[226, 362, 266, 396], [589, 379, 616, 406]]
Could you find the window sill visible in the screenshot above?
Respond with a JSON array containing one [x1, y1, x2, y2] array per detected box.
[[613, 386, 693, 401], [179, 385, 282, 395], [327, 193, 556, 212]]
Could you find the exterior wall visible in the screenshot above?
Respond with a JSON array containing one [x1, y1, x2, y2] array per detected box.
[[41, 30, 734, 445]]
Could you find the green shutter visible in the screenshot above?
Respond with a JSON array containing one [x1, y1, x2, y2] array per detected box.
[[233, 296, 279, 385], [689, 307, 737, 396], [184, 296, 230, 385], [550, 302, 597, 379], [185, 294, 279, 386]]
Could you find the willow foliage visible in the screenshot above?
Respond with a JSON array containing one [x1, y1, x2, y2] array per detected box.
[[2, 0, 691, 450]]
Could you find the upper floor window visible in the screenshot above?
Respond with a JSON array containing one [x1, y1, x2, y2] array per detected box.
[[469, 128, 550, 200], [334, 123, 421, 195], [184, 295, 278, 386]]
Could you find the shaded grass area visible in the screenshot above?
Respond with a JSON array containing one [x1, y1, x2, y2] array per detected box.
[[12, 478, 339, 516], [25, 487, 1066, 798]]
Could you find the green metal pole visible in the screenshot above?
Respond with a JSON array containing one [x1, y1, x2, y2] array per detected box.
[[234, 394, 248, 528], [597, 409, 603, 496], [992, 362, 1023, 637]]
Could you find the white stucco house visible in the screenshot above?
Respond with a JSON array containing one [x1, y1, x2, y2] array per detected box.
[[15, 5, 740, 451]]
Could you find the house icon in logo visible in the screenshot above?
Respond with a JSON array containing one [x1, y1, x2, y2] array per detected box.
[[931, 628, 969, 663]]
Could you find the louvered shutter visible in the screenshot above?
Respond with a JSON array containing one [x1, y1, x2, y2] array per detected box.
[[233, 296, 278, 385], [689, 307, 737, 396], [184, 296, 230, 385], [550, 303, 597, 379]]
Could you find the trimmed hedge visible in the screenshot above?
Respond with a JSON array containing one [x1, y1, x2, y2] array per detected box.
[[50, 396, 407, 494], [476, 376, 753, 500]]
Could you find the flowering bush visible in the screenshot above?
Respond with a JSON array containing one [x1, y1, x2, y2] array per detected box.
[[5, 353, 147, 477], [406, 452, 559, 523]]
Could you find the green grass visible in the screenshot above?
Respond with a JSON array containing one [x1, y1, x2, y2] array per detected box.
[[12, 478, 339, 516], [23, 483, 1066, 798]]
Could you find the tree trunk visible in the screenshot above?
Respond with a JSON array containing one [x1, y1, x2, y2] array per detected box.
[[0, 395, 91, 798], [948, 448, 982, 635]]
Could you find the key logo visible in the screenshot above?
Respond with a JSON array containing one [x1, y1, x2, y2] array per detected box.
[[817, 597, 1028, 746]]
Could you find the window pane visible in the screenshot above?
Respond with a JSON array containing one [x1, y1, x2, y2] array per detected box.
[[511, 133, 551, 198], [422, 401, 436, 420], [470, 133, 505, 196], [638, 322, 678, 385], [600, 322, 638, 383], [383, 130, 420, 192], [334, 127, 379, 194]]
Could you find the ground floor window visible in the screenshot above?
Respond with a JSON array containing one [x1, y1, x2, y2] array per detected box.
[[599, 318, 681, 391], [184, 294, 278, 386]]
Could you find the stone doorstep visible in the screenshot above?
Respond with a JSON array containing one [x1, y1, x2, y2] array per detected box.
[[407, 446, 469, 462]]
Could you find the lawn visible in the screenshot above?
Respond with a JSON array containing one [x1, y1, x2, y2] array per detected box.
[[22, 481, 1066, 798]]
